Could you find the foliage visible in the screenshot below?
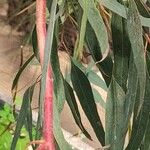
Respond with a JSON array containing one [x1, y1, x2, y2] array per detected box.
[[0, 103, 34, 150], [7, 0, 150, 149]]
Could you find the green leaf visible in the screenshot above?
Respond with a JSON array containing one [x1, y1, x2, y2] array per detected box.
[[105, 79, 126, 150], [126, 74, 150, 150], [127, 0, 146, 115], [47, 0, 53, 12], [12, 55, 34, 91], [126, 49, 150, 150], [111, 13, 130, 92], [26, 85, 36, 150], [85, 21, 113, 86], [99, 0, 150, 27], [63, 80, 92, 140], [86, 70, 107, 91], [74, 1, 88, 60], [135, 0, 150, 18], [143, 119, 150, 150], [51, 35, 65, 113], [92, 88, 105, 109], [78, 0, 109, 60], [53, 98, 72, 150], [32, 26, 40, 61], [105, 12, 130, 144], [124, 54, 138, 129], [11, 85, 35, 150], [71, 59, 105, 146]]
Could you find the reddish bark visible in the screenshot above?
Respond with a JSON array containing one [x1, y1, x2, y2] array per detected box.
[[36, 0, 55, 149]]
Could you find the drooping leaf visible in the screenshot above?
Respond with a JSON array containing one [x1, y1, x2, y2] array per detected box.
[[11, 85, 35, 150], [51, 35, 65, 113], [105, 79, 126, 150], [124, 54, 138, 129], [127, 0, 146, 115], [126, 50, 150, 150], [53, 98, 72, 150], [92, 88, 105, 109], [74, 1, 88, 60], [142, 119, 150, 150], [32, 26, 40, 61], [71, 59, 105, 146], [135, 0, 150, 18], [78, 0, 109, 60], [111, 12, 130, 92], [85, 21, 113, 86], [105, 12, 131, 149], [26, 84, 36, 150], [12, 54, 34, 91], [126, 74, 150, 150], [47, 0, 53, 12], [63, 79, 92, 140], [99, 0, 150, 27], [86, 70, 107, 91]]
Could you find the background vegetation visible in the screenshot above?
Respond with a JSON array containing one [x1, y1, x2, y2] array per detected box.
[[1, 0, 150, 149]]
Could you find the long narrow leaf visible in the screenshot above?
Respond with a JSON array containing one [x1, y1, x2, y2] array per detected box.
[[85, 21, 113, 86], [105, 79, 126, 150], [51, 35, 65, 113], [135, 0, 150, 18], [126, 74, 150, 150], [74, 0, 88, 59], [78, 0, 109, 60], [124, 54, 138, 129], [53, 98, 72, 150], [143, 118, 150, 150], [126, 50, 150, 149], [92, 88, 105, 109], [111, 12, 130, 92], [127, 0, 146, 116], [106, 12, 130, 148], [71, 59, 105, 146], [11, 85, 35, 150], [63, 79, 92, 140], [99, 0, 150, 27], [12, 54, 34, 91]]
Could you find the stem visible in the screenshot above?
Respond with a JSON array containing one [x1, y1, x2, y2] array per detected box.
[[36, 0, 55, 149]]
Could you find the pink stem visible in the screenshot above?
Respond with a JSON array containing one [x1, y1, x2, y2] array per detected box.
[[36, 0, 55, 149]]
